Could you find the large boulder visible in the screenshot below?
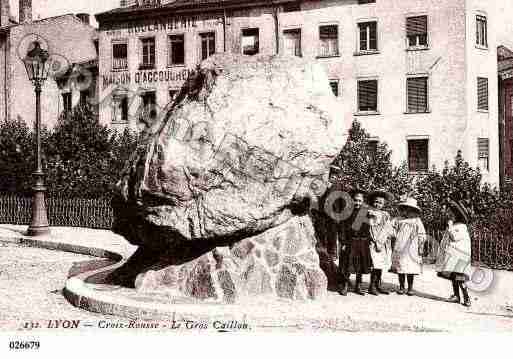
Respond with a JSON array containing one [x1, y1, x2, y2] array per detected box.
[[109, 53, 346, 301]]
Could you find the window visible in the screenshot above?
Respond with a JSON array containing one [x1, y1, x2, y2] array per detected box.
[[80, 89, 90, 106], [319, 25, 339, 57], [329, 80, 339, 97], [283, 29, 301, 57], [168, 35, 185, 65], [242, 28, 259, 55], [121, 97, 129, 123], [477, 138, 490, 171], [357, 79, 378, 112], [358, 21, 378, 52], [140, 37, 155, 69], [407, 77, 429, 113], [62, 92, 72, 113], [366, 140, 378, 158], [476, 15, 487, 48], [200, 32, 216, 60], [140, 91, 157, 124], [406, 16, 428, 48], [112, 42, 128, 70], [477, 77, 489, 111], [169, 89, 179, 103], [113, 96, 129, 123], [408, 139, 429, 172]]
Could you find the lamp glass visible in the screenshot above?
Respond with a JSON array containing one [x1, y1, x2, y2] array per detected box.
[[23, 41, 50, 84]]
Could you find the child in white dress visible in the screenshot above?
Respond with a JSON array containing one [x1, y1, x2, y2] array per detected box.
[[390, 198, 426, 296], [436, 200, 472, 307]]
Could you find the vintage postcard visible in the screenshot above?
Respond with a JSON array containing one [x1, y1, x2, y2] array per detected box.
[[1, 0, 512, 356]]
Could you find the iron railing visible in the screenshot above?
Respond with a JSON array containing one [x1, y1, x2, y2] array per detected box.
[[1, 194, 512, 270], [423, 227, 513, 270], [0, 195, 113, 229]]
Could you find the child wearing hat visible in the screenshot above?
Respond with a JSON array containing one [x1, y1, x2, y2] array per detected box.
[[390, 197, 426, 296], [367, 189, 395, 295], [436, 200, 472, 307]]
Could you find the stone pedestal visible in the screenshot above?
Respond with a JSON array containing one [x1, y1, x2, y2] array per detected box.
[[134, 215, 327, 303]]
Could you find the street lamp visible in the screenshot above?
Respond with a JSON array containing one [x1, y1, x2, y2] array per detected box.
[[23, 41, 50, 236]]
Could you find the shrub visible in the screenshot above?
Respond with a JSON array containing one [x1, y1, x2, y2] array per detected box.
[[413, 151, 511, 230]]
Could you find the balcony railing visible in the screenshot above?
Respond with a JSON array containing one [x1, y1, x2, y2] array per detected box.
[[139, 62, 156, 70], [112, 58, 128, 70]]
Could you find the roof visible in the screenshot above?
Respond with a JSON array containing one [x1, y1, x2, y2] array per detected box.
[[7, 14, 98, 65], [96, 0, 298, 21], [2, 13, 96, 32]]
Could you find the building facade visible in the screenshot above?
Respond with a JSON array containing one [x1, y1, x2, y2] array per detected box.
[[95, 0, 513, 185], [0, 0, 98, 129]]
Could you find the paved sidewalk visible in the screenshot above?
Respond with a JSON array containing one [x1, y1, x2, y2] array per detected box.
[[1, 224, 513, 332], [0, 224, 136, 259]]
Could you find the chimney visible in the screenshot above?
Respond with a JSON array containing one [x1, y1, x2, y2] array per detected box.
[[76, 13, 90, 25], [19, 0, 32, 24], [0, 0, 10, 27]]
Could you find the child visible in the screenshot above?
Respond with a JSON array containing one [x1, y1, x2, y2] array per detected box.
[[390, 197, 426, 296], [337, 188, 373, 296], [436, 200, 472, 307], [367, 189, 395, 295]]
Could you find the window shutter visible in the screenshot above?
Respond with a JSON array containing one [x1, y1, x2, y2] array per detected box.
[[406, 16, 427, 36], [407, 77, 428, 112], [358, 80, 377, 111], [477, 77, 489, 110], [320, 25, 338, 38], [477, 138, 489, 158], [477, 137, 489, 170]]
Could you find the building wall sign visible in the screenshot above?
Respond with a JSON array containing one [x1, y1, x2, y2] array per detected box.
[[101, 69, 192, 90], [102, 14, 223, 36]]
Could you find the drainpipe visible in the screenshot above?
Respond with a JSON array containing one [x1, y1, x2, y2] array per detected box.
[[273, 4, 279, 54]]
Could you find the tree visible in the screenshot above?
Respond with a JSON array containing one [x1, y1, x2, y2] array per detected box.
[[330, 119, 414, 200], [0, 117, 35, 195], [44, 103, 138, 198]]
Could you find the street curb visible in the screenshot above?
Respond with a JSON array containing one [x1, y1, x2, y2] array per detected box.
[[1, 229, 252, 322]]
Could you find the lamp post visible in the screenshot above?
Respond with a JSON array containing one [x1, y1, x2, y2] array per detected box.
[[23, 41, 50, 236]]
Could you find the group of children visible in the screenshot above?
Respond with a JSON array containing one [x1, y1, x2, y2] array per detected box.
[[335, 188, 473, 307]]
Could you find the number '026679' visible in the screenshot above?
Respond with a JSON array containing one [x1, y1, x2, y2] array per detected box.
[[9, 341, 40, 350]]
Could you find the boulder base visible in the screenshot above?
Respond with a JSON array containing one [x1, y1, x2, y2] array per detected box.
[[134, 215, 327, 302]]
